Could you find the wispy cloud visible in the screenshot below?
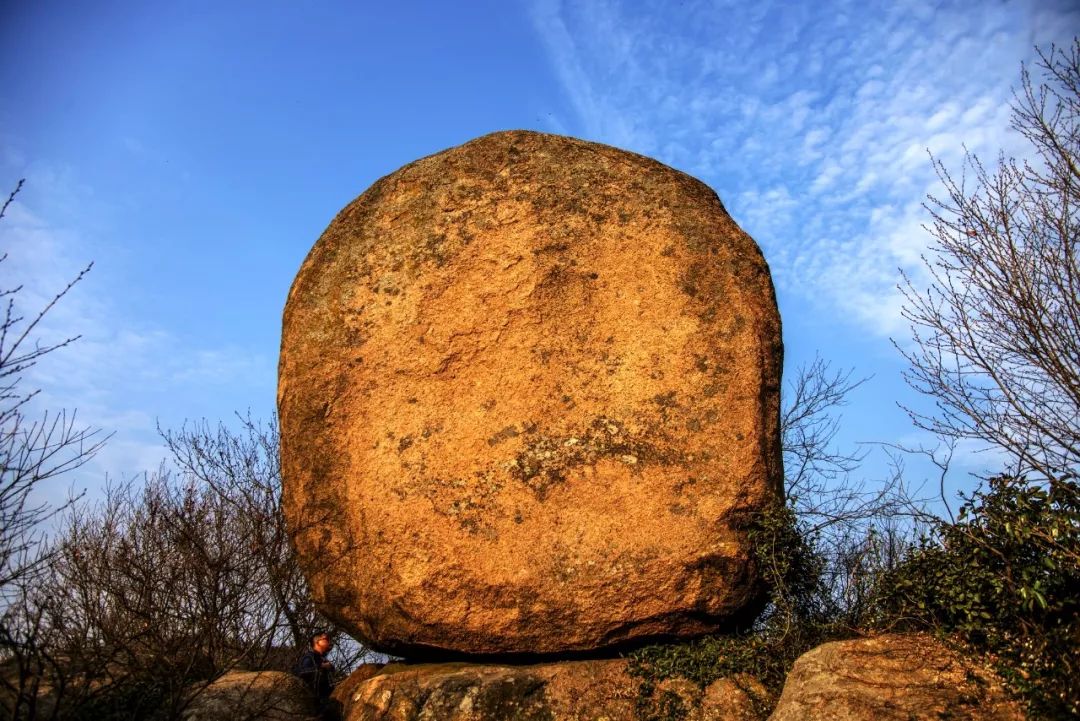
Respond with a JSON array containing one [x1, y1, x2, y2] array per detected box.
[[0, 170, 275, 497], [530, 0, 1080, 336]]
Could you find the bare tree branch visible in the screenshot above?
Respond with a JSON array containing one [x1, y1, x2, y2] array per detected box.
[[896, 40, 1080, 487]]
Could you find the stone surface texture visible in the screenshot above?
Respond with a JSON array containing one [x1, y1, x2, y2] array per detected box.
[[338, 658, 763, 721], [701, 676, 768, 721], [332, 663, 386, 719], [182, 671, 319, 721], [279, 130, 784, 657], [767, 634, 1024, 721]]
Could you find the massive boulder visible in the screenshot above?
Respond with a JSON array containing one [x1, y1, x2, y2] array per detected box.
[[767, 634, 1024, 721], [279, 130, 783, 657]]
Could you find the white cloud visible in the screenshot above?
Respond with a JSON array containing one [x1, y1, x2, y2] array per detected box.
[[1, 167, 275, 499], [529, 0, 1080, 338]]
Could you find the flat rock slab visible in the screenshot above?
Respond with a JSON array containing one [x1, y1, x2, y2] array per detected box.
[[182, 671, 319, 721], [337, 659, 763, 721], [279, 130, 783, 657], [768, 634, 1024, 721]]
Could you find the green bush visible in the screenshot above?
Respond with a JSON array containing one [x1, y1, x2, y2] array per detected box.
[[876, 475, 1080, 719], [629, 476, 1080, 720]]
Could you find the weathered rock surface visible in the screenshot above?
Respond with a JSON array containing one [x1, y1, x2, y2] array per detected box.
[[279, 130, 784, 657], [701, 676, 766, 721], [767, 634, 1024, 721], [337, 658, 764, 721], [182, 671, 319, 721], [332, 663, 385, 719]]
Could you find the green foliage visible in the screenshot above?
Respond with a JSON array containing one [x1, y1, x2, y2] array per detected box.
[[750, 502, 830, 628], [630, 685, 688, 721], [629, 633, 775, 720], [877, 475, 1080, 719], [629, 478, 1080, 720]]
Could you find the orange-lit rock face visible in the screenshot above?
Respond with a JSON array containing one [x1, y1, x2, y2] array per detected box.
[[278, 131, 783, 658]]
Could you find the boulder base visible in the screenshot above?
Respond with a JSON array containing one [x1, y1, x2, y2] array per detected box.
[[768, 634, 1024, 721], [279, 130, 784, 656], [336, 659, 763, 721]]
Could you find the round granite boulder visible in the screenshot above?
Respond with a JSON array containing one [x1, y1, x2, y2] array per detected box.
[[278, 130, 783, 657]]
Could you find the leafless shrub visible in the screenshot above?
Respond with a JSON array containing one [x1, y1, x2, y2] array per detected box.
[[897, 40, 1080, 487], [0, 180, 109, 721], [16, 416, 372, 720]]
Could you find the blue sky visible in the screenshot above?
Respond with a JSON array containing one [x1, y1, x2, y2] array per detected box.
[[1, 0, 1077, 506]]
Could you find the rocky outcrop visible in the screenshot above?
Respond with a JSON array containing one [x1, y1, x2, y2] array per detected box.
[[701, 677, 766, 721], [335, 658, 764, 721], [182, 671, 319, 721], [767, 634, 1024, 721], [332, 663, 385, 720], [279, 130, 784, 658], [327, 635, 1023, 721]]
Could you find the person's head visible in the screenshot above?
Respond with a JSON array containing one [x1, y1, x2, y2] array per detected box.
[[310, 632, 332, 655]]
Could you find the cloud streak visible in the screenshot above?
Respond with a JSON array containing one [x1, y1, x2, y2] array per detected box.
[[0, 173, 275, 497], [530, 0, 1080, 336]]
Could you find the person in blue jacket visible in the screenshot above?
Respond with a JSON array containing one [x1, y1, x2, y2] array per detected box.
[[293, 631, 336, 714]]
